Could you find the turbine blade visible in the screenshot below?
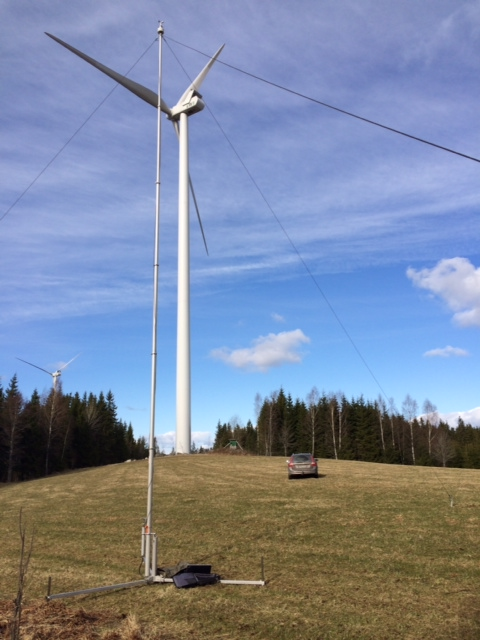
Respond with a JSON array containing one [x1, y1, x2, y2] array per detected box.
[[175, 44, 225, 108], [45, 33, 172, 116], [171, 121, 209, 255], [189, 175, 209, 256], [16, 357, 52, 376], [59, 353, 80, 372]]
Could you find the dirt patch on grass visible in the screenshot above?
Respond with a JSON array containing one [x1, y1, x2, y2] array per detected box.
[[0, 599, 179, 640]]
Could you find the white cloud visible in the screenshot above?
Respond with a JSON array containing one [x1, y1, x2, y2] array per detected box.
[[210, 329, 310, 373], [156, 431, 213, 452], [423, 346, 469, 358], [271, 312, 285, 323], [407, 257, 480, 327], [439, 407, 480, 428], [405, 3, 480, 69]]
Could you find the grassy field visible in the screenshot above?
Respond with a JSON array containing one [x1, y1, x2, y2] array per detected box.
[[1, 455, 479, 639]]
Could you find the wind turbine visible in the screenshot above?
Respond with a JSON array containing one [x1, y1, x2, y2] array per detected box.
[[45, 31, 223, 457], [16, 355, 79, 392], [46, 27, 224, 453], [46, 27, 224, 579]]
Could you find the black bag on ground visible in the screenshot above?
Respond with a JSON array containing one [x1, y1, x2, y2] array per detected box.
[[157, 562, 212, 578], [173, 572, 220, 589]]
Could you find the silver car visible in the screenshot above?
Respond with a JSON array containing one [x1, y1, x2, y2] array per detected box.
[[287, 453, 319, 479]]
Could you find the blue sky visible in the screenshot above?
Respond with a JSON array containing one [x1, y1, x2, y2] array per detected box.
[[1, 0, 480, 450]]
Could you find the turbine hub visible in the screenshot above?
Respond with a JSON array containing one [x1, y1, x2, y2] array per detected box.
[[169, 91, 205, 120]]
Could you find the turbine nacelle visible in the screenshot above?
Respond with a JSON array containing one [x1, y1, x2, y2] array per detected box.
[[169, 90, 205, 120]]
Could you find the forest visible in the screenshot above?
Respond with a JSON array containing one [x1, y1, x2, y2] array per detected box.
[[3, 374, 480, 483], [0, 374, 148, 483], [214, 388, 480, 469]]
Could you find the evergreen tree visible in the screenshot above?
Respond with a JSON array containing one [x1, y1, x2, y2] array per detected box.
[[69, 392, 94, 468], [135, 436, 148, 459], [213, 422, 231, 449], [18, 390, 44, 480], [257, 391, 279, 456], [277, 392, 295, 456], [2, 375, 24, 482], [126, 424, 136, 459], [349, 397, 379, 462], [243, 420, 258, 453], [0, 382, 6, 480]]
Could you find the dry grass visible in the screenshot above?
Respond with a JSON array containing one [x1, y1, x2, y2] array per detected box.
[[0, 600, 173, 639], [1, 456, 480, 639]]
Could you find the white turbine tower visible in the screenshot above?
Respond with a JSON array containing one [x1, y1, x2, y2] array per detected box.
[[16, 355, 79, 392], [45, 31, 224, 456]]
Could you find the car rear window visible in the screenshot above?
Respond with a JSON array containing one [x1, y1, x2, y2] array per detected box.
[[292, 454, 312, 462]]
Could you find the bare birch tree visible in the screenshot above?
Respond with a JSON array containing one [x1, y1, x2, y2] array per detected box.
[[388, 397, 396, 448], [402, 394, 418, 465], [264, 391, 278, 456], [279, 413, 293, 456], [42, 383, 68, 476], [254, 392, 263, 453], [10, 509, 35, 640], [375, 395, 386, 453], [432, 428, 456, 467], [336, 392, 347, 454], [305, 386, 320, 455], [327, 394, 338, 460], [85, 393, 102, 430], [423, 398, 439, 457]]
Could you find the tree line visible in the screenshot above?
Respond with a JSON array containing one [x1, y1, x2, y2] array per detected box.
[[0, 374, 148, 483], [214, 388, 480, 468]]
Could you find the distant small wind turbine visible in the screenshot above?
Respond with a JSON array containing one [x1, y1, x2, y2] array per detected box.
[[16, 355, 79, 391]]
